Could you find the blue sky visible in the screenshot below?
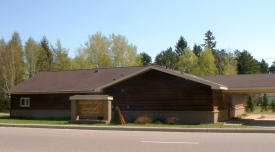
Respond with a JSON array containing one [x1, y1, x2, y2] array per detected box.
[[1, 0, 275, 64]]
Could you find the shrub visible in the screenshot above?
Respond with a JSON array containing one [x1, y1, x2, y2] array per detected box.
[[0, 98, 10, 112], [112, 106, 126, 124], [261, 94, 268, 111], [134, 116, 152, 124], [167, 117, 180, 124], [246, 95, 255, 112], [271, 100, 275, 112], [154, 115, 165, 124]]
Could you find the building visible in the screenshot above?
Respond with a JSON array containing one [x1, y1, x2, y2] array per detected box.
[[9, 66, 275, 123]]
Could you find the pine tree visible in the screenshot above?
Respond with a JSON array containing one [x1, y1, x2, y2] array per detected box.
[[271, 99, 275, 112], [175, 36, 188, 56], [139, 52, 152, 65], [269, 61, 275, 73], [246, 95, 255, 112], [262, 94, 268, 111], [192, 44, 202, 57], [236, 50, 260, 74], [155, 47, 178, 69], [37, 36, 53, 72], [260, 59, 269, 73], [203, 30, 216, 50]]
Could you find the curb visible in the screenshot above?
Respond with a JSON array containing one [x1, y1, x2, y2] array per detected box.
[[1, 123, 275, 133]]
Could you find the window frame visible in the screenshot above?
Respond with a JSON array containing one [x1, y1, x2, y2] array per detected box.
[[20, 97, 30, 108]]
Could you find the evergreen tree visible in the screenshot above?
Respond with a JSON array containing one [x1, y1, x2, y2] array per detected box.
[[175, 36, 188, 56], [37, 36, 53, 72], [271, 99, 275, 112], [236, 50, 260, 74], [260, 59, 269, 73], [197, 46, 218, 76], [246, 95, 255, 112], [262, 94, 268, 111], [269, 60, 275, 73], [192, 44, 202, 57], [203, 30, 216, 50], [155, 47, 178, 69], [139, 52, 152, 65]]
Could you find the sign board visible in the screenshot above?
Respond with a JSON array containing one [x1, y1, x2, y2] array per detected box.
[[77, 100, 104, 117]]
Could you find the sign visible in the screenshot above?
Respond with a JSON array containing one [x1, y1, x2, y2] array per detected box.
[[77, 100, 104, 117]]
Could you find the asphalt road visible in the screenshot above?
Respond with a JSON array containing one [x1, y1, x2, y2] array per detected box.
[[0, 127, 275, 152]]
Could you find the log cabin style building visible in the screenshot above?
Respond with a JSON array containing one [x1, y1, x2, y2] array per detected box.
[[9, 65, 275, 123]]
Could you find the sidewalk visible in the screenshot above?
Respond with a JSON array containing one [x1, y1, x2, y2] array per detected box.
[[1, 123, 275, 133]]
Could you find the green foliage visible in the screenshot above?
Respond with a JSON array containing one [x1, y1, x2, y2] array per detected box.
[[52, 40, 72, 71], [235, 50, 260, 74], [175, 36, 188, 56], [203, 30, 216, 50], [0, 98, 10, 112], [192, 44, 202, 57], [246, 95, 255, 112], [269, 61, 275, 73], [262, 94, 268, 111], [155, 47, 178, 69], [271, 100, 275, 112], [196, 46, 218, 76], [37, 36, 53, 72], [139, 52, 152, 65], [260, 59, 269, 73], [221, 53, 238, 75], [177, 48, 198, 73], [24, 37, 40, 77]]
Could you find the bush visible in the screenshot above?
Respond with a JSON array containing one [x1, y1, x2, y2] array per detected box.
[[134, 116, 152, 124], [271, 100, 275, 112], [167, 117, 180, 124], [261, 94, 268, 111], [246, 95, 255, 112], [0, 98, 10, 112], [112, 106, 126, 124]]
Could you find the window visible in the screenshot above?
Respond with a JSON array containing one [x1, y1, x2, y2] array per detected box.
[[20, 97, 30, 107]]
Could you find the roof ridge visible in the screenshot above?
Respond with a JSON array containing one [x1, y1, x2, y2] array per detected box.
[[39, 65, 149, 73], [202, 73, 275, 77]]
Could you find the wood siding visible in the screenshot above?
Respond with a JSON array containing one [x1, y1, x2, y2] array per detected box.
[[11, 93, 87, 110], [104, 70, 213, 111]]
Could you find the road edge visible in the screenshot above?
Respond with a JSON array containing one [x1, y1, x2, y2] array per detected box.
[[0, 123, 275, 133]]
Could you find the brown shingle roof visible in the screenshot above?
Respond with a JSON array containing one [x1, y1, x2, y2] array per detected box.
[[202, 73, 275, 89], [9, 66, 146, 93]]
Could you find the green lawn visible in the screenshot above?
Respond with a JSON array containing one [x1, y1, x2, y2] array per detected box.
[[0, 115, 248, 128]]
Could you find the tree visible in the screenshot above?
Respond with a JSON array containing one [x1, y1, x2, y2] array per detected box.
[[83, 32, 112, 68], [221, 53, 238, 75], [203, 30, 216, 50], [177, 48, 198, 74], [110, 33, 140, 67], [269, 60, 275, 73], [236, 50, 260, 74], [52, 40, 72, 71], [71, 49, 93, 69], [139, 52, 152, 65], [0, 32, 25, 94], [262, 93, 268, 111], [175, 36, 188, 56], [24, 37, 40, 77], [192, 44, 202, 57], [196, 46, 218, 76], [271, 99, 275, 112], [37, 36, 53, 72], [260, 59, 269, 73], [155, 47, 178, 69], [246, 95, 255, 112]]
